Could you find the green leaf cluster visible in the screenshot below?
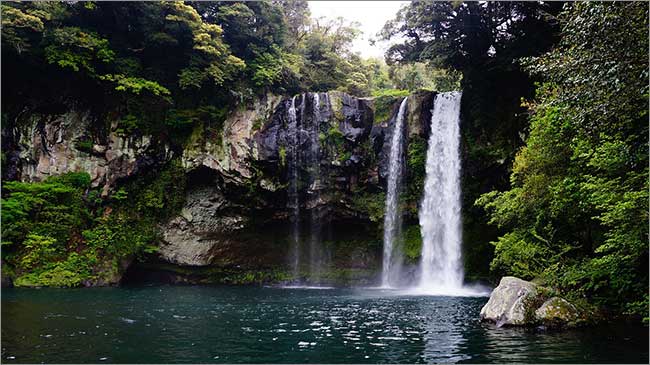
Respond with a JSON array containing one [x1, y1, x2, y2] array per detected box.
[[1, 161, 187, 287]]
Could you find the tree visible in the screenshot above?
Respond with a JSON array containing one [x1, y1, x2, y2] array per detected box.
[[478, 2, 649, 319]]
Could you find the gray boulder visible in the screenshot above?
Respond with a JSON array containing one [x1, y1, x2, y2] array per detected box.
[[480, 276, 538, 326]]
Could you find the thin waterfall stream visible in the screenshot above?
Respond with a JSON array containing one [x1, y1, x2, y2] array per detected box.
[[381, 97, 408, 288], [286, 93, 330, 286], [287, 95, 300, 280], [309, 93, 324, 283]]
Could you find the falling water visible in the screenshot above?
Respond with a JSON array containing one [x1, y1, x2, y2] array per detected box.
[[287, 95, 301, 280], [418, 91, 464, 292], [382, 97, 408, 288], [309, 93, 324, 282]]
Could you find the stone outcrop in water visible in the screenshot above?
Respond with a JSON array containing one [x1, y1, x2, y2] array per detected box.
[[480, 276, 581, 328], [480, 276, 539, 326]]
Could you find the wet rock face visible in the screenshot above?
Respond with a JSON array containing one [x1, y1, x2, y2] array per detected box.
[[337, 93, 374, 144], [406, 90, 435, 139], [8, 111, 172, 194], [183, 93, 282, 185], [5, 91, 435, 275], [255, 101, 287, 164], [158, 179, 248, 266]]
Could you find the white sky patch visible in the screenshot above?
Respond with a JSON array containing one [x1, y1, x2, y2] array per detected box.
[[308, 1, 411, 59]]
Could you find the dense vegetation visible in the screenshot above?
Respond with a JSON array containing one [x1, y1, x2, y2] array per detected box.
[[1, 1, 647, 322], [1, 162, 185, 286], [477, 2, 648, 319], [1, 0, 439, 140]]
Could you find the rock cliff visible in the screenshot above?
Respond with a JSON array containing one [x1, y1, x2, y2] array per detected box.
[[3, 90, 436, 285]]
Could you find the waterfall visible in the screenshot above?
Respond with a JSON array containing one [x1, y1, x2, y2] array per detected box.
[[309, 93, 324, 282], [418, 91, 464, 292], [287, 95, 301, 280], [382, 97, 408, 288], [286, 93, 331, 286]]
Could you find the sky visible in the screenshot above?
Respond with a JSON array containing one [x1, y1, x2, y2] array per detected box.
[[307, 1, 411, 59]]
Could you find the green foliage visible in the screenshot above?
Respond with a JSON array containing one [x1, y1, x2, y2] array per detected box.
[[122, 160, 187, 220], [252, 117, 265, 132], [0, 3, 47, 53], [115, 114, 139, 136], [1, 172, 91, 247], [372, 92, 408, 126], [2, 160, 186, 287], [351, 191, 386, 223], [478, 2, 648, 319], [278, 146, 287, 166], [74, 138, 93, 153], [402, 225, 422, 262], [164, 1, 245, 88], [326, 125, 345, 148], [100, 74, 170, 96], [387, 63, 461, 92], [405, 135, 427, 213], [44, 27, 114, 74], [1, 1, 245, 140], [371, 89, 410, 98], [18, 234, 58, 270]]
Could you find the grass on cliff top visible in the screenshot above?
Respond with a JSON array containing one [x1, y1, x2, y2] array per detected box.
[[371, 89, 410, 98], [372, 89, 409, 125]]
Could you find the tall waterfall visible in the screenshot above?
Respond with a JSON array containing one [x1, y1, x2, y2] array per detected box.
[[287, 95, 301, 279], [418, 91, 464, 292], [309, 93, 324, 282], [286, 93, 330, 285], [382, 97, 408, 288]]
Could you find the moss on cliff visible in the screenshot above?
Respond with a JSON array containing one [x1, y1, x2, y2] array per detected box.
[[2, 160, 187, 287], [405, 135, 427, 216], [402, 225, 423, 262], [372, 89, 409, 125]]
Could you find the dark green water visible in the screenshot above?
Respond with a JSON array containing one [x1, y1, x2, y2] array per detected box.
[[1, 285, 648, 363]]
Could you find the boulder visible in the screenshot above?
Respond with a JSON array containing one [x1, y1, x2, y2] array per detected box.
[[535, 297, 578, 324], [479, 276, 538, 326]]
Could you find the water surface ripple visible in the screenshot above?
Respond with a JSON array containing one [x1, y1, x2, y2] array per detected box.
[[2, 286, 647, 363]]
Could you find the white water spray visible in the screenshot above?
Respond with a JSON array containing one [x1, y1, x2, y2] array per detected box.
[[309, 93, 324, 281], [418, 91, 464, 293], [287, 95, 300, 279], [382, 97, 408, 288]]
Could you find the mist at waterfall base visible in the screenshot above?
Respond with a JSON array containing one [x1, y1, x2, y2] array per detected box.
[[381, 92, 489, 296]]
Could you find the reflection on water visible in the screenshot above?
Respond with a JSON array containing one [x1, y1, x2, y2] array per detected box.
[[1, 286, 648, 364]]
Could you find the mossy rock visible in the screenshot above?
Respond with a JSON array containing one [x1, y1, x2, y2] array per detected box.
[[534, 297, 579, 327]]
